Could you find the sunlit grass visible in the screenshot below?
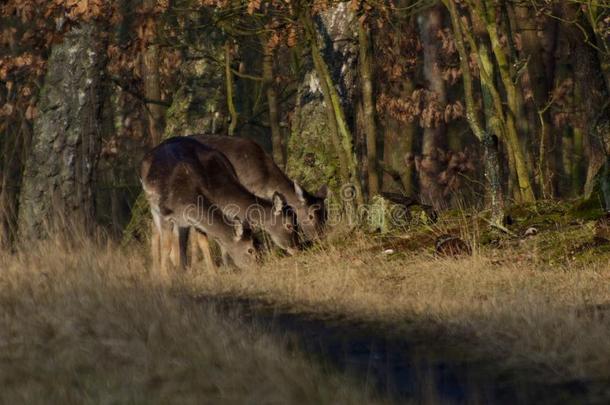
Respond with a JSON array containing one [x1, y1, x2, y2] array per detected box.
[[188, 214, 610, 384], [1, 206, 609, 403]]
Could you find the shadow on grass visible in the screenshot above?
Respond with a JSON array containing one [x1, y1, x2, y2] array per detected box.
[[196, 295, 608, 405]]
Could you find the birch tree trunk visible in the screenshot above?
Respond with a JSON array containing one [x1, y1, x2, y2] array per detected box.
[[18, 23, 107, 239], [288, 4, 364, 207]]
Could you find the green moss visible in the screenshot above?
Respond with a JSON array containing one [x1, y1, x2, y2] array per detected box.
[[504, 200, 572, 232], [494, 200, 609, 265], [164, 86, 193, 137], [121, 193, 150, 247], [571, 194, 605, 221], [286, 101, 340, 194], [366, 195, 411, 234]]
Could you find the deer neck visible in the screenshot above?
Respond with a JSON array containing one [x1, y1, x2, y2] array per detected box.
[[240, 198, 275, 229]]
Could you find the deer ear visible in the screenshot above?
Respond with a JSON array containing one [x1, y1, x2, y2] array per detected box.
[[272, 192, 286, 215], [293, 182, 306, 204], [316, 184, 329, 200], [232, 218, 245, 241]]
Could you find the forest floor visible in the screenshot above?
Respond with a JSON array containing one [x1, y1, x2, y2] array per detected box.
[[186, 200, 610, 403], [1, 201, 609, 403]]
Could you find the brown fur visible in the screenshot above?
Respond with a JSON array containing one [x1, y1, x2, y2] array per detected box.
[[189, 135, 328, 241], [141, 137, 300, 271], [141, 138, 259, 271]]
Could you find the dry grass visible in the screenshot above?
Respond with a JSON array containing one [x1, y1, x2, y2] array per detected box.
[[2, 206, 609, 402], [0, 237, 381, 404], [187, 219, 610, 385]]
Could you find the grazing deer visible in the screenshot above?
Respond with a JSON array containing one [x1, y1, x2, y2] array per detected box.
[[189, 135, 328, 241], [141, 137, 300, 272], [141, 138, 260, 272]]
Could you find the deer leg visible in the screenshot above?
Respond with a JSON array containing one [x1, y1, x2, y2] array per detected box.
[[178, 226, 190, 270], [170, 224, 181, 268], [189, 228, 199, 263], [150, 209, 165, 274], [150, 220, 161, 271], [196, 231, 215, 271], [159, 219, 173, 279]]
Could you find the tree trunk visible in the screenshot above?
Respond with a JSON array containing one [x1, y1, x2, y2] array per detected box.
[[480, 0, 536, 202], [562, 4, 610, 206], [585, 5, 610, 93], [297, 7, 364, 206], [225, 42, 238, 136], [163, 46, 227, 137], [357, 19, 379, 197], [513, 2, 557, 198], [418, 5, 446, 208], [0, 120, 30, 249], [142, 0, 164, 145], [382, 116, 415, 195], [443, 0, 504, 224], [18, 23, 107, 240], [571, 127, 585, 196], [261, 36, 285, 169]]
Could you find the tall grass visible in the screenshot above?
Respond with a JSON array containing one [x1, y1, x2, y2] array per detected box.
[[2, 207, 609, 402], [188, 224, 610, 384], [0, 236, 380, 404]]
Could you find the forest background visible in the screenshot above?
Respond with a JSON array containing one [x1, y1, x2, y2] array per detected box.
[[0, 0, 609, 244]]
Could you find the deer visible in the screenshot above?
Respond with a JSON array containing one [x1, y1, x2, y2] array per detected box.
[[140, 137, 300, 273], [189, 135, 329, 241], [141, 139, 259, 273]]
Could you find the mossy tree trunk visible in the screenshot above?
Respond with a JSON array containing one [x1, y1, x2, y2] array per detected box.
[[357, 18, 379, 198], [261, 35, 285, 169], [17, 23, 107, 240], [304, 14, 363, 205], [444, 0, 504, 224], [471, 0, 535, 203]]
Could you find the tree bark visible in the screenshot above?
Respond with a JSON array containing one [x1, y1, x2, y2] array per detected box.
[[357, 18, 379, 197], [18, 23, 107, 239], [261, 37, 285, 169], [0, 119, 29, 249], [418, 5, 446, 208], [512, 2, 557, 198], [562, 3, 610, 206], [382, 113, 415, 195], [142, 0, 164, 145], [225, 42, 238, 136], [301, 10, 364, 206], [480, 51, 505, 224], [476, 0, 535, 202], [444, 0, 504, 224]]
